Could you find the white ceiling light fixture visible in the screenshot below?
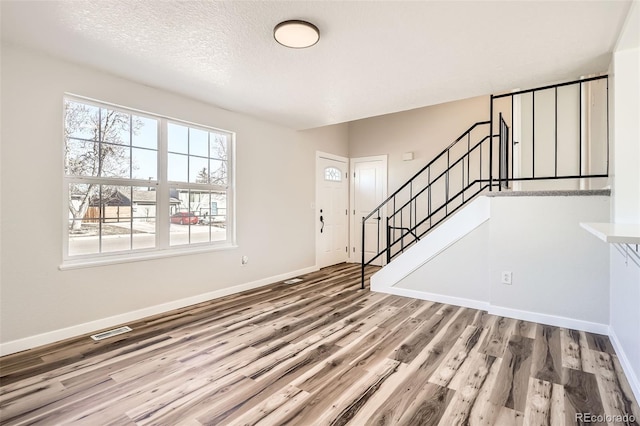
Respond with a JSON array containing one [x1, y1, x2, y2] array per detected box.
[[274, 20, 320, 49]]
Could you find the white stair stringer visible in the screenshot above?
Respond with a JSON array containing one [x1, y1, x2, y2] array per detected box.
[[370, 196, 490, 301]]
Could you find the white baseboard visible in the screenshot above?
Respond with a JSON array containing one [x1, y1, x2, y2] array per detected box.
[[0, 265, 318, 357], [488, 305, 610, 335], [373, 285, 491, 312], [372, 285, 609, 335], [609, 327, 640, 405]]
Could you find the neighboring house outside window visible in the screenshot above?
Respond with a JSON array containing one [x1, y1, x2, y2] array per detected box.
[[63, 96, 234, 264]]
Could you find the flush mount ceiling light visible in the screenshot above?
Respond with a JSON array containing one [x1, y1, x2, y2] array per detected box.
[[274, 20, 320, 49]]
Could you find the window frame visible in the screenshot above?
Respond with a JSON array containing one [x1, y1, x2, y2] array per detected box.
[[61, 95, 236, 269]]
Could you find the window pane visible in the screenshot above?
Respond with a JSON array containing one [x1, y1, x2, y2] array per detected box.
[[97, 185, 132, 253], [132, 188, 157, 219], [131, 187, 156, 250], [102, 222, 132, 253], [68, 183, 99, 256], [190, 156, 209, 183], [210, 133, 228, 160], [190, 189, 210, 244], [168, 123, 188, 154], [169, 188, 195, 246], [191, 225, 209, 244], [325, 167, 342, 181], [190, 128, 209, 157], [132, 116, 158, 149], [210, 191, 228, 242], [210, 159, 227, 185], [168, 153, 188, 182], [100, 144, 131, 178], [132, 218, 156, 250], [65, 138, 131, 178], [100, 108, 131, 146], [65, 139, 99, 177], [132, 148, 157, 180], [65, 100, 99, 141]]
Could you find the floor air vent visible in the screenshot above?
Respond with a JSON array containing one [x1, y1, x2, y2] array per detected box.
[[284, 278, 303, 284], [90, 326, 132, 341]]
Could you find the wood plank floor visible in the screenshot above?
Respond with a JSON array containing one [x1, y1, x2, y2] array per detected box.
[[1, 263, 638, 425]]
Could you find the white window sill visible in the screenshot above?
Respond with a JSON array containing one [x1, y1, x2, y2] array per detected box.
[[59, 244, 238, 270]]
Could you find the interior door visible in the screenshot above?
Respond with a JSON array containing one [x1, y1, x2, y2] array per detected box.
[[316, 154, 349, 268], [351, 156, 387, 266]]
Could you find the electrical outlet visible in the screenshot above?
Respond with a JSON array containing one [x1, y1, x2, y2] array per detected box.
[[241, 255, 249, 266], [501, 271, 512, 285]]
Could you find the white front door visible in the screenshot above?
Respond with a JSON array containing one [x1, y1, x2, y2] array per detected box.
[[351, 156, 387, 266], [316, 153, 349, 268]]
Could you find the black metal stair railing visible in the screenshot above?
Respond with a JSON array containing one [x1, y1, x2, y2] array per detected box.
[[360, 120, 494, 288], [360, 75, 609, 289]]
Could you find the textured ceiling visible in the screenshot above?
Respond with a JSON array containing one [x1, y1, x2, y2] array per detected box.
[[0, 1, 632, 129]]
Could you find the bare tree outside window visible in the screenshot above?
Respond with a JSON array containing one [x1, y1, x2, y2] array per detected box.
[[191, 134, 227, 185], [65, 100, 143, 231], [209, 133, 228, 185]]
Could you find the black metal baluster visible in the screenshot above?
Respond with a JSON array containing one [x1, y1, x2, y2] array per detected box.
[[532, 91, 535, 179], [499, 112, 503, 191], [446, 150, 450, 215], [376, 208, 380, 258], [555, 86, 558, 178], [506, 124, 510, 188], [489, 96, 494, 190], [462, 155, 465, 203], [386, 216, 391, 264], [579, 81, 582, 177], [511, 96, 516, 180], [409, 181, 413, 243], [606, 79, 610, 175], [400, 202, 404, 254], [480, 139, 483, 187], [467, 133, 471, 188], [428, 168, 432, 227]]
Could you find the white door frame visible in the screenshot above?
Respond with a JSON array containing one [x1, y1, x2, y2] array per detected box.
[[349, 155, 388, 264], [315, 151, 349, 268]]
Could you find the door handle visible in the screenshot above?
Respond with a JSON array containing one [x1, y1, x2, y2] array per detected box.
[[320, 215, 324, 233]]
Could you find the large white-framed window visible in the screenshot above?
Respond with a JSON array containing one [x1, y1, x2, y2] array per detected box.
[[63, 96, 235, 266]]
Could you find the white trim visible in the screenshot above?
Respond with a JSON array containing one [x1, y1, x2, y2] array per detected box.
[[488, 305, 610, 335], [0, 265, 318, 356], [371, 284, 609, 335], [60, 243, 238, 270], [609, 327, 640, 404], [317, 151, 349, 162], [375, 285, 491, 312]]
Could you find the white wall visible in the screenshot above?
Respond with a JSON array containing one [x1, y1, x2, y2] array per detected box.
[[397, 221, 490, 303], [394, 195, 610, 330], [0, 44, 348, 348], [488, 195, 610, 325], [609, 0, 640, 401]]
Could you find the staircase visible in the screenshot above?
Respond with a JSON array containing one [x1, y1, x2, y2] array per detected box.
[[360, 75, 610, 288]]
